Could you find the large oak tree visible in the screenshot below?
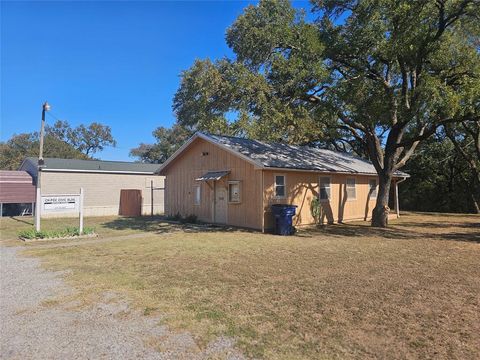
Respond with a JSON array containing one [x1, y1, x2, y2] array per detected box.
[[173, 0, 479, 227]]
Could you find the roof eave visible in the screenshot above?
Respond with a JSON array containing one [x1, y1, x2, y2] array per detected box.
[[262, 166, 410, 178], [40, 168, 157, 175]]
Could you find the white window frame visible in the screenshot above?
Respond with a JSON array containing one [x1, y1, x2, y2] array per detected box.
[[193, 184, 201, 205], [228, 180, 242, 204], [319, 176, 331, 201], [369, 179, 377, 199], [274, 174, 286, 199], [346, 178, 356, 200]]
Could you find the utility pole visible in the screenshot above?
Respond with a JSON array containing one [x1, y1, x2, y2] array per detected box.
[[35, 101, 50, 231]]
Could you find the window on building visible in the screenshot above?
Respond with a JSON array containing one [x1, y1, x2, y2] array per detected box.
[[346, 178, 356, 200], [319, 177, 331, 201], [274, 175, 286, 198], [228, 181, 241, 203], [369, 179, 377, 198], [193, 185, 201, 205]]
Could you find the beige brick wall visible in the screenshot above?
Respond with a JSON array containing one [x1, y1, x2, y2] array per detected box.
[[39, 171, 164, 217]]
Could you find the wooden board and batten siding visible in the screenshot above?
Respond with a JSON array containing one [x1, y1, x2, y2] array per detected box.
[[263, 171, 380, 229], [162, 135, 398, 231], [164, 138, 264, 230]]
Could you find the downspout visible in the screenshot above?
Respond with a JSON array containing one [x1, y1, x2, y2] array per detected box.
[[395, 177, 407, 217]]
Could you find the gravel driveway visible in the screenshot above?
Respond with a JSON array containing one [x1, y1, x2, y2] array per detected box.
[[0, 245, 244, 360]]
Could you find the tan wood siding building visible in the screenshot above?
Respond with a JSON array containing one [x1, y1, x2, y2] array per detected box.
[[164, 138, 263, 229], [160, 133, 408, 231], [263, 171, 381, 229]]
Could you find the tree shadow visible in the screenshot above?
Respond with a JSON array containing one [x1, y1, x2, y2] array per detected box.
[[338, 182, 348, 223], [302, 223, 413, 240], [101, 216, 257, 235], [395, 221, 480, 229], [364, 187, 374, 221], [299, 221, 480, 243], [101, 216, 177, 234], [438, 232, 480, 243]]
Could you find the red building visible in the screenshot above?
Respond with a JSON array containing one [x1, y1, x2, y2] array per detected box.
[[0, 170, 36, 216]]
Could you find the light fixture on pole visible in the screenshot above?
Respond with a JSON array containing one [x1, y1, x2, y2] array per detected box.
[[38, 101, 50, 166], [35, 101, 51, 231]]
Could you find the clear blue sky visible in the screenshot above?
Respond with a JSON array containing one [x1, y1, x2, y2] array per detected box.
[[1, 0, 272, 161]]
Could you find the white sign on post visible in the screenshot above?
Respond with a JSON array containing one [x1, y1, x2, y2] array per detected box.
[[41, 195, 80, 213], [38, 188, 84, 234]]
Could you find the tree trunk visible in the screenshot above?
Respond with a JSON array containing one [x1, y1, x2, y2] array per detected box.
[[371, 173, 392, 227], [471, 193, 480, 214]]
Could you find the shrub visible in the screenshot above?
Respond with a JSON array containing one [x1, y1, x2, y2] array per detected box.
[[19, 226, 95, 240], [181, 214, 198, 224], [165, 212, 186, 222], [174, 212, 183, 221]]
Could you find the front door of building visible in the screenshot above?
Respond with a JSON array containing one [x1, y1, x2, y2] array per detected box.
[[214, 184, 227, 224]]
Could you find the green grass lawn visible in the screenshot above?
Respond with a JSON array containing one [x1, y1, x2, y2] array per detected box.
[[2, 213, 479, 359]]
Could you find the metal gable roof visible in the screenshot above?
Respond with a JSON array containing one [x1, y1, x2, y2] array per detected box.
[[23, 157, 161, 174], [0, 170, 35, 203], [184, 133, 409, 177]]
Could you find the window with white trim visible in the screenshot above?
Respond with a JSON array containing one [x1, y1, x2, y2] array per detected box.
[[319, 177, 331, 201], [369, 179, 377, 198], [228, 181, 241, 203], [193, 185, 201, 205], [346, 178, 356, 200], [274, 174, 286, 198]]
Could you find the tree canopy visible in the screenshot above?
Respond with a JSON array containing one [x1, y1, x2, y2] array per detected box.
[[0, 120, 116, 170], [47, 120, 116, 156], [129, 124, 192, 163], [170, 0, 480, 226]]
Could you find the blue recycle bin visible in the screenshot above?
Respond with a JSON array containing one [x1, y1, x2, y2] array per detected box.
[[271, 204, 297, 235]]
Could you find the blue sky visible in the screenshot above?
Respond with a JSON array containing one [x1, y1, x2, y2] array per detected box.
[[2, 0, 266, 161], [2, 1, 315, 161]]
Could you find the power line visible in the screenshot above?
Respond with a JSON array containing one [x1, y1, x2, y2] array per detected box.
[[46, 111, 64, 122]]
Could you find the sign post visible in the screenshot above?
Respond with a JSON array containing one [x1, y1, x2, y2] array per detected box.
[[79, 188, 84, 234], [37, 189, 85, 233], [35, 187, 41, 231]]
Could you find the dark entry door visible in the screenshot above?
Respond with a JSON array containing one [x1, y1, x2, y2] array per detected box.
[[119, 189, 142, 216]]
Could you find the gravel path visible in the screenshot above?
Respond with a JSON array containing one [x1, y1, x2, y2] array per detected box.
[[0, 246, 245, 360]]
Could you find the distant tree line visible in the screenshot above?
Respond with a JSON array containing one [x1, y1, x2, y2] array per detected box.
[[0, 120, 116, 170]]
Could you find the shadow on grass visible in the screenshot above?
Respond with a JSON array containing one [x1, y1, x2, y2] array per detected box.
[[299, 222, 480, 243], [101, 216, 258, 235], [395, 221, 480, 229], [9, 216, 34, 226], [101, 216, 177, 234], [101, 215, 480, 244], [439, 232, 480, 243], [300, 223, 413, 240]]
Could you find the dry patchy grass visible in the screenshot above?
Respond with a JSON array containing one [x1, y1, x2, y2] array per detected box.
[[9, 213, 480, 359], [0, 215, 181, 244]]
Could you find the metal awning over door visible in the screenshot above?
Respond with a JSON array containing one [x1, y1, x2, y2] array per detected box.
[[195, 171, 230, 181]]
